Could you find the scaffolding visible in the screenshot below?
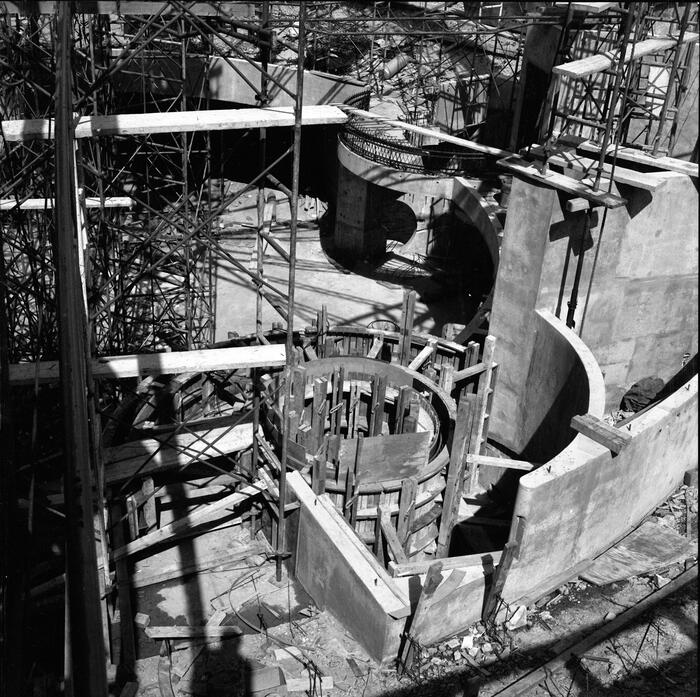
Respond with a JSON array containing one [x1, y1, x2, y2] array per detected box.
[[0, 3, 697, 695]]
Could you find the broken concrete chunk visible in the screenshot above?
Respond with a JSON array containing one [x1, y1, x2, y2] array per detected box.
[[505, 605, 528, 631]]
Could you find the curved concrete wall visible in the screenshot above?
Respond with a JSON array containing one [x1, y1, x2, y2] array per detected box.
[[504, 370, 698, 604]]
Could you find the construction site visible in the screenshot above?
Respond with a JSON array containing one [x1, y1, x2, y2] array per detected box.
[[0, 2, 698, 696]]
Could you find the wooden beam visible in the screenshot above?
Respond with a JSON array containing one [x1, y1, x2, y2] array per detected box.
[[389, 550, 502, 578], [399, 562, 444, 673], [8, 344, 286, 384], [553, 33, 699, 79], [399, 289, 417, 366], [496, 564, 698, 696], [0, 196, 133, 210], [498, 155, 627, 208], [131, 544, 266, 589], [397, 476, 418, 546], [527, 145, 683, 191], [466, 454, 535, 472], [2, 2, 256, 15], [570, 414, 632, 454], [436, 394, 477, 557], [378, 505, 409, 565], [367, 333, 385, 360], [452, 361, 486, 383], [145, 625, 243, 640], [111, 482, 263, 560], [577, 141, 699, 178], [1, 105, 348, 142], [565, 197, 590, 212], [104, 423, 256, 485], [408, 339, 436, 371], [343, 106, 511, 158]]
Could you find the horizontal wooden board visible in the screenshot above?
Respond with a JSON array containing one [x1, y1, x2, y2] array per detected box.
[[0, 196, 133, 210], [576, 141, 699, 178], [1, 105, 347, 141], [553, 34, 699, 79], [498, 155, 627, 208], [8, 344, 285, 384]]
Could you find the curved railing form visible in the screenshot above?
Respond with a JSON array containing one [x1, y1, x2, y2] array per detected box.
[[339, 114, 488, 177]]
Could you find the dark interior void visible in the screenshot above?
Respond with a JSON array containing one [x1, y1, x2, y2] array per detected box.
[[322, 187, 495, 337]]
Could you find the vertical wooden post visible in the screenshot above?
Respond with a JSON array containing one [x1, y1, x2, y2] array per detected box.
[[399, 561, 444, 674], [467, 335, 496, 494], [436, 394, 477, 558], [402, 392, 420, 433], [395, 385, 411, 433], [369, 374, 386, 436], [311, 377, 327, 454], [397, 476, 418, 548], [399, 289, 416, 365], [312, 451, 326, 496], [439, 363, 455, 394], [55, 5, 107, 692]]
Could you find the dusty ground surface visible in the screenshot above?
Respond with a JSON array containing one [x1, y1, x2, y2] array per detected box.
[[122, 482, 697, 697]]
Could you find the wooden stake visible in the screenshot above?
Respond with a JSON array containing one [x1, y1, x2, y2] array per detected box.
[[436, 395, 477, 557], [399, 561, 444, 674], [399, 289, 416, 366], [370, 375, 387, 436]]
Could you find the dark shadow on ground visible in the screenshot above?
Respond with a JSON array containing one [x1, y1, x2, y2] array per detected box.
[[376, 581, 697, 697]]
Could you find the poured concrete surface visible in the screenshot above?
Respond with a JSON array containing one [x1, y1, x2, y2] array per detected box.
[[213, 186, 477, 341]]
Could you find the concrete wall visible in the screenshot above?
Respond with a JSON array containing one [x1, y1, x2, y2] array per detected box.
[[113, 57, 367, 107], [490, 173, 699, 424], [503, 372, 698, 604]]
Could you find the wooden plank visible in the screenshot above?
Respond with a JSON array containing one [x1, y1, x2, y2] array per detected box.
[[1, 105, 348, 142], [110, 500, 136, 674], [390, 550, 502, 578], [370, 375, 387, 437], [397, 477, 418, 546], [577, 141, 699, 178], [436, 395, 477, 557], [467, 335, 496, 492], [8, 344, 286, 384], [439, 364, 455, 393], [111, 482, 263, 560], [565, 197, 590, 212], [141, 477, 157, 531], [528, 145, 681, 191], [310, 377, 328, 453], [379, 505, 409, 565], [496, 565, 698, 696], [408, 339, 436, 371], [400, 562, 444, 672], [497, 155, 627, 208], [2, 2, 256, 15], [452, 361, 486, 383], [131, 544, 266, 589], [466, 454, 535, 472], [145, 625, 243, 640], [104, 423, 255, 484], [0, 196, 133, 210], [553, 33, 699, 79], [571, 414, 632, 454], [580, 520, 698, 585], [402, 392, 420, 434], [367, 333, 385, 359], [398, 290, 417, 366], [554, 2, 619, 13]]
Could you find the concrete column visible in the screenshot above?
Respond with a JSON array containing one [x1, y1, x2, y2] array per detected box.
[[333, 164, 384, 261]]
